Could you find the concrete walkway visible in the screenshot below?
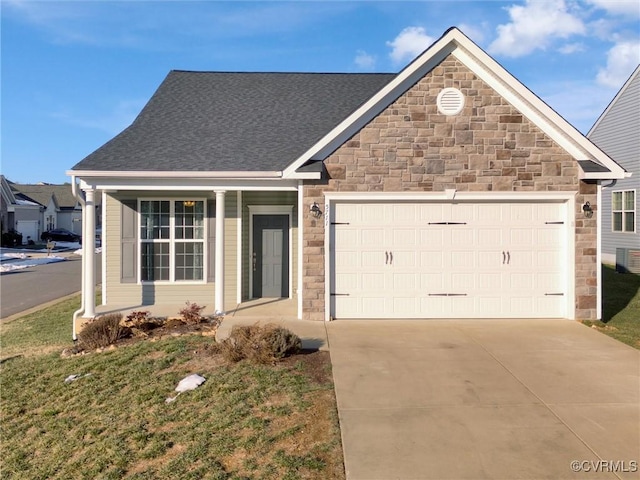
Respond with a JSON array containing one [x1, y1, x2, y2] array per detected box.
[[327, 320, 640, 480]]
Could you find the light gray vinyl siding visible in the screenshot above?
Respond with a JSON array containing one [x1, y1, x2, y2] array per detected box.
[[588, 70, 640, 260], [241, 191, 298, 300], [104, 192, 238, 310]]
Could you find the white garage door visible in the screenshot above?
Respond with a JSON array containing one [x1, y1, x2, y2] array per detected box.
[[16, 220, 39, 244], [331, 201, 568, 319]]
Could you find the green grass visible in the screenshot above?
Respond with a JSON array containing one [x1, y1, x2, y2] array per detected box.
[[0, 295, 83, 358], [583, 264, 640, 349], [0, 298, 345, 479]]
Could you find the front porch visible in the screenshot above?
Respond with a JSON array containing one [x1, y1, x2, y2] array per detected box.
[[89, 297, 327, 350], [92, 296, 298, 321]]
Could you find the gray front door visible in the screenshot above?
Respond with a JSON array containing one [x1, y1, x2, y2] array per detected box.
[[253, 215, 289, 298]]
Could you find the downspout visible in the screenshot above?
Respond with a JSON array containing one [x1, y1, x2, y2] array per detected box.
[[71, 176, 86, 341]]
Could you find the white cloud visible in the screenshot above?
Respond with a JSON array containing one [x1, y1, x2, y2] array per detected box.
[[387, 26, 434, 64], [585, 0, 640, 17], [558, 42, 585, 54], [488, 0, 586, 57], [596, 40, 640, 88], [354, 50, 376, 70], [457, 23, 487, 45]]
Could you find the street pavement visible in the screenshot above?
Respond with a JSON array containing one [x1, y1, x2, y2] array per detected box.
[[0, 252, 101, 319]]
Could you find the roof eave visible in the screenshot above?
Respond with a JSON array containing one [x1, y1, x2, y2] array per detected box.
[[67, 170, 283, 180]]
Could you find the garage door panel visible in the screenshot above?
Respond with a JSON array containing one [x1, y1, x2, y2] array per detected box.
[[451, 297, 476, 316], [362, 228, 385, 245], [478, 228, 502, 246], [420, 251, 444, 268], [393, 296, 418, 316], [361, 272, 385, 290], [392, 229, 417, 246], [451, 251, 475, 269], [332, 201, 567, 319], [421, 273, 444, 289], [451, 273, 474, 290], [362, 297, 386, 316], [392, 250, 416, 267], [510, 228, 536, 246], [362, 251, 382, 267], [478, 273, 502, 290], [508, 273, 535, 290], [421, 228, 444, 246], [451, 228, 474, 246]]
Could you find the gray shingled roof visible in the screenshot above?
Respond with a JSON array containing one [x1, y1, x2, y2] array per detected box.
[[72, 71, 396, 173], [10, 183, 79, 209]]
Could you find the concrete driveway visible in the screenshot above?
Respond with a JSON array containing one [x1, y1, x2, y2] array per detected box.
[[327, 320, 640, 480]]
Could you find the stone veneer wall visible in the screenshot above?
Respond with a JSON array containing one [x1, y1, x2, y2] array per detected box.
[[303, 55, 598, 321]]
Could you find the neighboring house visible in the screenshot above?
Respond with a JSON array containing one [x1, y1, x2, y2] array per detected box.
[[1, 175, 43, 244], [68, 27, 627, 330], [9, 182, 98, 240], [1, 175, 16, 234], [587, 65, 639, 270]]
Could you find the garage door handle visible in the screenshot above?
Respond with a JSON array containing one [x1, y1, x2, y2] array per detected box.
[[385, 251, 389, 264], [502, 251, 506, 264], [389, 252, 393, 265], [507, 251, 510, 265]]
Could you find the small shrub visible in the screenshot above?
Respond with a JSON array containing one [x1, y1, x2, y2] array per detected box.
[[179, 301, 206, 325], [220, 324, 301, 364], [78, 314, 129, 350], [125, 310, 151, 324]]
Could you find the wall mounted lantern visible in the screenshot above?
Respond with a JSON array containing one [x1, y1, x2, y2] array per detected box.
[[582, 201, 593, 218], [310, 202, 322, 218]]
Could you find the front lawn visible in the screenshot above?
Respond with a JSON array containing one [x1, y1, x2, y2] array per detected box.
[[0, 298, 345, 479], [583, 264, 640, 349]]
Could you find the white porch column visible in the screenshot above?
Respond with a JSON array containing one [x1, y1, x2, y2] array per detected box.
[[214, 190, 226, 315], [83, 187, 96, 318]]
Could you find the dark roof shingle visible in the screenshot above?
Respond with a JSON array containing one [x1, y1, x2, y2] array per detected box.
[[72, 71, 396, 173]]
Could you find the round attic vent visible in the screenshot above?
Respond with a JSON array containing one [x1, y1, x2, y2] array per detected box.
[[437, 88, 465, 115]]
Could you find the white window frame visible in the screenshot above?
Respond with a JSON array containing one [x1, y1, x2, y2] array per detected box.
[[611, 189, 636, 233], [138, 198, 207, 284]]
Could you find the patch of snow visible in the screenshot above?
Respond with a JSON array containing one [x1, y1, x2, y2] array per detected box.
[[73, 247, 102, 255], [0, 256, 66, 273], [1, 253, 27, 261]]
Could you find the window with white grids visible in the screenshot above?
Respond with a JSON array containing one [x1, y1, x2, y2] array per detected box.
[[140, 200, 205, 282], [612, 190, 635, 233]]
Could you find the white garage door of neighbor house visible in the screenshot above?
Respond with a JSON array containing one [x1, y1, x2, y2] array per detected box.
[[16, 220, 39, 244], [331, 202, 568, 319]]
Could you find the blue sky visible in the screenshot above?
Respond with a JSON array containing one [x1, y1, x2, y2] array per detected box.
[[1, 0, 639, 185]]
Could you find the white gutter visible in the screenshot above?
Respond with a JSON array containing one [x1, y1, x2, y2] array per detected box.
[[70, 176, 85, 341]]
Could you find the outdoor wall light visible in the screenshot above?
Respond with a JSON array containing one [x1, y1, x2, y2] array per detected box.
[[310, 202, 322, 218], [582, 201, 593, 218]]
